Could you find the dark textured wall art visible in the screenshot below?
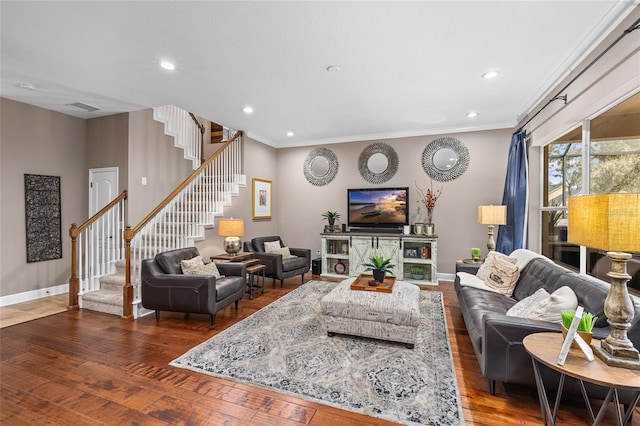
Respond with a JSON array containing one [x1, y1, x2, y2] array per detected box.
[[24, 174, 62, 262]]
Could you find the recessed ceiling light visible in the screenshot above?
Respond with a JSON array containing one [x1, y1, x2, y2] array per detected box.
[[242, 106, 253, 114], [160, 61, 175, 71], [482, 71, 498, 79], [326, 65, 341, 72], [467, 112, 479, 118], [286, 131, 295, 137]]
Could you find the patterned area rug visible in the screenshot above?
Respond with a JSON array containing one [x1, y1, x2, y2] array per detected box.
[[171, 280, 464, 425]]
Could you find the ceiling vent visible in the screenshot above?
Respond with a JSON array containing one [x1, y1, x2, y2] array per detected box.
[[66, 102, 100, 112]]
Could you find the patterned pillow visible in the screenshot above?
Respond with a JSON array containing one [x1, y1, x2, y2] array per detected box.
[[506, 288, 550, 317], [523, 286, 577, 323], [183, 261, 221, 279], [484, 256, 520, 297], [269, 246, 297, 260], [181, 256, 204, 273], [264, 240, 281, 252], [476, 251, 517, 281]]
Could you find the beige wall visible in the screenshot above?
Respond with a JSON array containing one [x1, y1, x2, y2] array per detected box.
[[276, 129, 512, 275], [127, 109, 194, 225], [86, 112, 129, 195], [0, 98, 87, 297]]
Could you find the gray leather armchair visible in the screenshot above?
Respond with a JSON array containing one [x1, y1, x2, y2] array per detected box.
[[141, 247, 246, 324], [243, 236, 310, 287]]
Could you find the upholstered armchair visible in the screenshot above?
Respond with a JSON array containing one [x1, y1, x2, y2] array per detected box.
[[243, 236, 311, 287], [141, 247, 246, 324]]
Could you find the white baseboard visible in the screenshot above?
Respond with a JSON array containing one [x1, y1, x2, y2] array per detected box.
[[437, 273, 455, 282], [0, 283, 69, 307]]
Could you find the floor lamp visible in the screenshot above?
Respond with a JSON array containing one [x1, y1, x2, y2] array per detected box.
[[478, 205, 507, 251], [218, 218, 244, 256], [568, 193, 640, 370]]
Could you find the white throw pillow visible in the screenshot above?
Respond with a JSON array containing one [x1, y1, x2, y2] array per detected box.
[[484, 256, 520, 297], [181, 255, 204, 273], [183, 261, 221, 279], [506, 288, 550, 317], [476, 251, 517, 281], [523, 286, 578, 323], [264, 240, 281, 252], [269, 246, 297, 260]]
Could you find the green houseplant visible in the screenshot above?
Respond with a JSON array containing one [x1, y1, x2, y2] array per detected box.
[[560, 309, 597, 346], [321, 211, 341, 226], [362, 254, 395, 283], [410, 265, 425, 280]]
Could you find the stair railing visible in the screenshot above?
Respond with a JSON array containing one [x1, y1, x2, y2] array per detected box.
[[153, 105, 203, 169], [68, 190, 128, 310], [122, 131, 244, 319], [189, 112, 206, 165]]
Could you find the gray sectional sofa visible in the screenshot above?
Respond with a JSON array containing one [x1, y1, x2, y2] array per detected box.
[[454, 249, 640, 401]]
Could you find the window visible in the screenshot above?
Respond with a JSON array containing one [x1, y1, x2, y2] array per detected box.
[[542, 92, 640, 292]]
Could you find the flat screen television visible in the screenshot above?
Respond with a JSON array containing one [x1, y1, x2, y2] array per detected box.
[[347, 187, 409, 229]]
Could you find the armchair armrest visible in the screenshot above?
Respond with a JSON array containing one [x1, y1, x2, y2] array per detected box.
[[251, 252, 283, 276], [290, 248, 311, 260], [216, 262, 247, 277]]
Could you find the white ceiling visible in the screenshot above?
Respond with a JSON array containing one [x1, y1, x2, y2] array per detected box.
[[1, 1, 637, 148]]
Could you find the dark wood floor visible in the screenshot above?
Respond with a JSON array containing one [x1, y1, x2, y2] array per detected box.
[[1, 276, 638, 425]]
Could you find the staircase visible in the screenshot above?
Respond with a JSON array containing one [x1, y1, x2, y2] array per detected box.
[[69, 106, 244, 318]]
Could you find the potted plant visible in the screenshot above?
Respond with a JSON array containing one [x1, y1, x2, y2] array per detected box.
[[362, 254, 395, 283], [560, 309, 597, 346], [321, 211, 341, 226], [410, 265, 425, 280]]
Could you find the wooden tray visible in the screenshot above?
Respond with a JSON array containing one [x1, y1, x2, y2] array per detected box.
[[350, 274, 396, 293]]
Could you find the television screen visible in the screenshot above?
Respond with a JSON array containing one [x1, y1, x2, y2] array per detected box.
[[347, 187, 409, 228]]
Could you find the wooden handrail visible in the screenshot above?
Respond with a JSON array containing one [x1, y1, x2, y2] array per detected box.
[[68, 189, 128, 311], [130, 131, 242, 235], [189, 112, 206, 165]]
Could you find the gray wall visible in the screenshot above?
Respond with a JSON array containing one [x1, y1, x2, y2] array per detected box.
[[86, 112, 129, 196], [0, 98, 87, 298], [276, 130, 512, 276]]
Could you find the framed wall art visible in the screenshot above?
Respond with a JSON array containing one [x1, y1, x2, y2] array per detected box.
[[24, 174, 62, 262], [252, 178, 272, 220]]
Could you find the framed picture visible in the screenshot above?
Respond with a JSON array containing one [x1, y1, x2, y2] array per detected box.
[[404, 247, 419, 258], [252, 178, 272, 220]]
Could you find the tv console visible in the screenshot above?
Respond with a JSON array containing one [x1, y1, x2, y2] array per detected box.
[[320, 232, 438, 286]]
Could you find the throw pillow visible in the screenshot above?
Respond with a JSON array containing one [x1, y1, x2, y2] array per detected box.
[[181, 256, 204, 273], [183, 261, 221, 279], [456, 272, 501, 294], [269, 246, 297, 260], [476, 251, 517, 281], [484, 256, 520, 297], [524, 286, 578, 323], [506, 288, 550, 317], [264, 240, 281, 252]]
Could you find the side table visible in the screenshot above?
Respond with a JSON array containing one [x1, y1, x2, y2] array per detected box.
[[523, 332, 640, 426], [211, 252, 265, 299]]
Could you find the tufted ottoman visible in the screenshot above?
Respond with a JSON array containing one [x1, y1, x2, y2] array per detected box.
[[320, 277, 421, 348]]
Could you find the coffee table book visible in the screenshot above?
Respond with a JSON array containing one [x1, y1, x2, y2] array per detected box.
[[350, 274, 396, 293]]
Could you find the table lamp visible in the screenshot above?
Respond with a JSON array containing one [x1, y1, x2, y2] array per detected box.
[[218, 218, 244, 256], [478, 205, 507, 251], [568, 193, 640, 369]]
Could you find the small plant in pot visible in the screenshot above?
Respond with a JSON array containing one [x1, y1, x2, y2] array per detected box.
[[560, 309, 597, 347], [321, 211, 341, 226], [410, 265, 425, 280], [362, 254, 395, 283]]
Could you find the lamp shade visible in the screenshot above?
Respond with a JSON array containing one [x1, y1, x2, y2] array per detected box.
[[568, 193, 640, 252], [218, 218, 244, 237], [478, 205, 507, 225]]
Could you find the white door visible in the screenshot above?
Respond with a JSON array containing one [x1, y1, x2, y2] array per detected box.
[[89, 167, 119, 216]]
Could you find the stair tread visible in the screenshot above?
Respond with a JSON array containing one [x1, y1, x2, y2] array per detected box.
[[82, 289, 122, 305]]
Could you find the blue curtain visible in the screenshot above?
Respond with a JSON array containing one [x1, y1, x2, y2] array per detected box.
[[496, 130, 528, 254]]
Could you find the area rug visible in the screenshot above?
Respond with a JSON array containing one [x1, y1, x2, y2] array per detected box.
[[170, 280, 464, 425]]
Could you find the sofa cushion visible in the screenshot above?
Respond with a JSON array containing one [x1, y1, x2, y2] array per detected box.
[[506, 288, 550, 317], [264, 240, 281, 252], [522, 286, 578, 323], [476, 251, 517, 281], [155, 247, 201, 274], [183, 261, 222, 279], [484, 256, 520, 297], [283, 255, 308, 272], [512, 257, 568, 301]]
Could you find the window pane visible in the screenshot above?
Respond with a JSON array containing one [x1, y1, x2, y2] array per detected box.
[[589, 138, 640, 194]]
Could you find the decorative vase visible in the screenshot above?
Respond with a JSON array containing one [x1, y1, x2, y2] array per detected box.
[[372, 269, 386, 283], [561, 324, 593, 349]]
